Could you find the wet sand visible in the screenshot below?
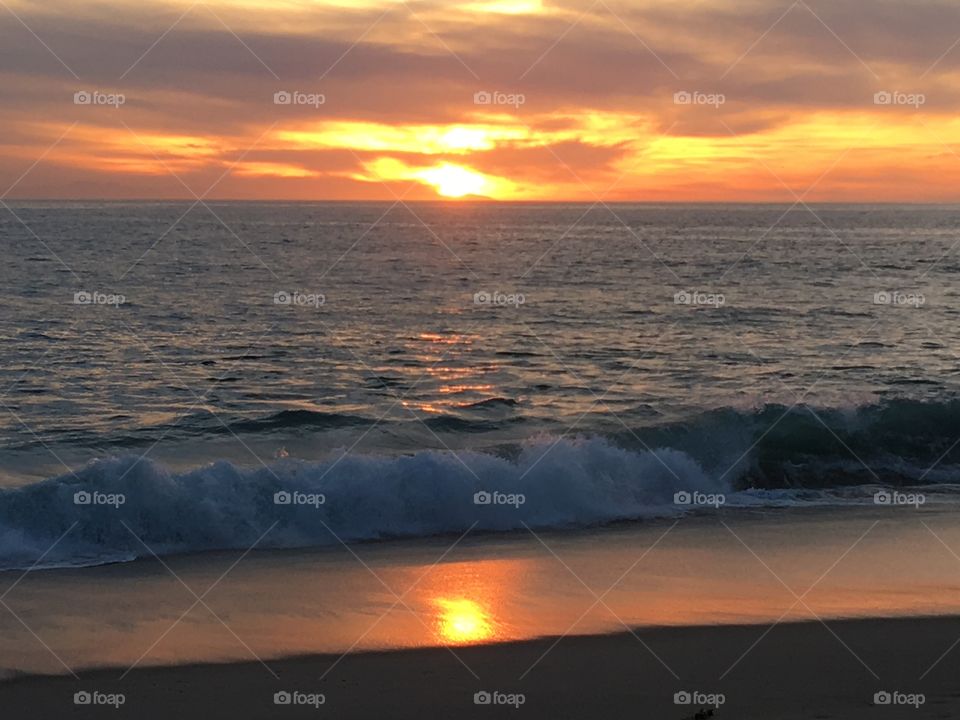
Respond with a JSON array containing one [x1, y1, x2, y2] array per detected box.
[[7, 508, 960, 679], [3, 615, 960, 719]]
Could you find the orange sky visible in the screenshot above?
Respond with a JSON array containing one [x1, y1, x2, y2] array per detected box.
[[2, 0, 960, 201]]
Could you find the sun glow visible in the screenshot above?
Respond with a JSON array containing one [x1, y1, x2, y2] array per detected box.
[[435, 598, 494, 643], [353, 157, 516, 198], [466, 0, 544, 13], [276, 121, 529, 155], [416, 163, 491, 198]]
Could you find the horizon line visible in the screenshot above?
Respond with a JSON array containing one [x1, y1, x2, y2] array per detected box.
[[5, 198, 960, 206]]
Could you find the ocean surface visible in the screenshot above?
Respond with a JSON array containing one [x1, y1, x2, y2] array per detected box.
[[2, 201, 960, 570]]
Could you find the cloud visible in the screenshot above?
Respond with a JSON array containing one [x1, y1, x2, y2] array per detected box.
[[2, 0, 960, 199]]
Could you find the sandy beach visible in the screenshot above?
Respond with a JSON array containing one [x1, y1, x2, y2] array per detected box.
[[2, 615, 958, 718]]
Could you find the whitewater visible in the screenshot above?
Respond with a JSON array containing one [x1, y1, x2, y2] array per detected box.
[[3, 425, 960, 570]]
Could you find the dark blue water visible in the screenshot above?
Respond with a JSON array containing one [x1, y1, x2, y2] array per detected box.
[[2, 202, 960, 568]]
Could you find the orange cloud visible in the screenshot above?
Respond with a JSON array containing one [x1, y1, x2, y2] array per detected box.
[[2, 0, 960, 200]]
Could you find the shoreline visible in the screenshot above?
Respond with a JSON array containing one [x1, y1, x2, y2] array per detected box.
[[4, 615, 959, 718], [5, 506, 960, 682], [0, 500, 945, 576]]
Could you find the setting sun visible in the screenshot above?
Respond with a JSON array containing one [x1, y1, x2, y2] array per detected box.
[[417, 164, 493, 198]]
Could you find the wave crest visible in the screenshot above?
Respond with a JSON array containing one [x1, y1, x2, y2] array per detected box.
[[0, 437, 721, 570]]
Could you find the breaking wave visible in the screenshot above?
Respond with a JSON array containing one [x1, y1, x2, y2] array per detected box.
[[4, 399, 960, 570]]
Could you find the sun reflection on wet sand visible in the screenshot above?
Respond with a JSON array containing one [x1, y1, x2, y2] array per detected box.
[[420, 559, 527, 645], [434, 597, 495, 643]]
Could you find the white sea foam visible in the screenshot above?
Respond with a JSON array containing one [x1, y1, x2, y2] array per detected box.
[[1, 434, 957, 571], [0, 437, 726, 570]]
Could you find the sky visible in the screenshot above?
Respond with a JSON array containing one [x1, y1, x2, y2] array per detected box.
[[2, 0, 960, 201]]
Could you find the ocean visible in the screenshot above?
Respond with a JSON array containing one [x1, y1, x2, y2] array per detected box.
[[2, 201, 960, 571]]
